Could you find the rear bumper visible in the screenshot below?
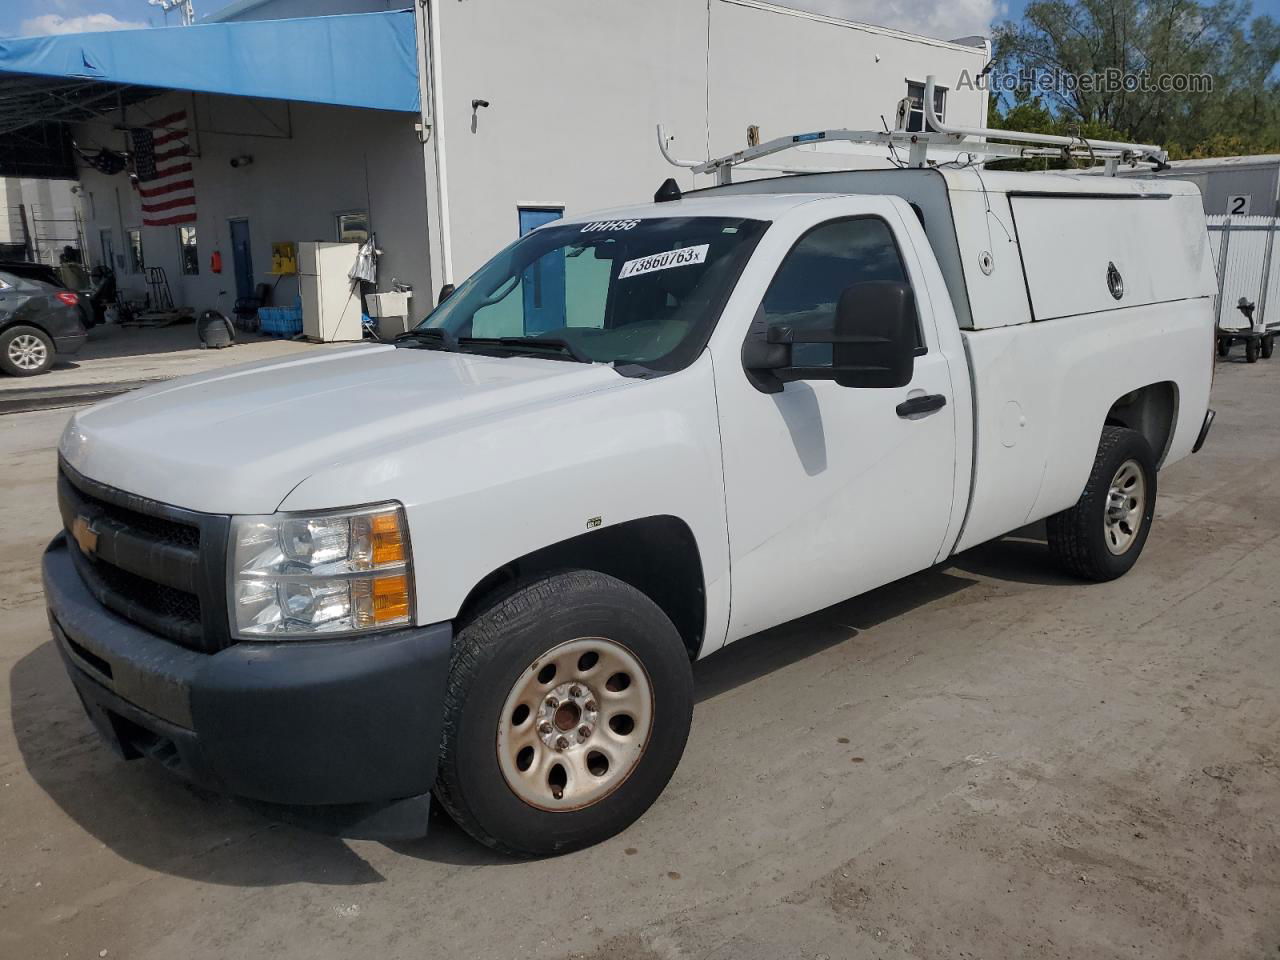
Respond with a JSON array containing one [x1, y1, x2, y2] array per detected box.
[[52, 328, 87, 355], [43, 534, 452, 830]]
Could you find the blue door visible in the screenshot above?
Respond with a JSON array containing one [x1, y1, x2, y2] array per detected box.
[[229, 219, 254, 301], [518, 207, 564, 335]]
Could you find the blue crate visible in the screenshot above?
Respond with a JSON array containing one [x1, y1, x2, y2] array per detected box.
[[280, 307, 303, 336]]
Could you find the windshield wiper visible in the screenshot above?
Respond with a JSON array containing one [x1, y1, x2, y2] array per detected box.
[[459, 335, 592, 363], [394, 327, 459, 352]]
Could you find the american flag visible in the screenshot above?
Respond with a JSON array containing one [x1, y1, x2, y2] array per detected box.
[[130, 111, 196, 226]]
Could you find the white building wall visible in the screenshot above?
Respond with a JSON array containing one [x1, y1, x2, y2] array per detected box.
[[0, 177, 79, 260], [708, 0, 988, 158], [206, 0, 400, 22], [0, 178, 14, 246], [72, 0, 987, 314], [435, 0, 988, 278], [74, 94, 430, 314]]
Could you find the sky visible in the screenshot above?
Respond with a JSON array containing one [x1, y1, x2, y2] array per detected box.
[[6, 0, 1280, 45]]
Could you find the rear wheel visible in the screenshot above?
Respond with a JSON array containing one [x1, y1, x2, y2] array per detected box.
[[434, 570, 694, 856], [1217, 336, 1231, 357], [1047, 426, 1157, 582], [1262, 335, 1275, 360], [1246, 337, 1260, 363], [0, 325, 54, 377]]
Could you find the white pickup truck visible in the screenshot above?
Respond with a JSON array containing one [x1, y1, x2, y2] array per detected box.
[[44, 162, 1217, 855]]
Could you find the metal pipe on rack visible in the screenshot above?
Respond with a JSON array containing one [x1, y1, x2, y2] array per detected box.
[[922, 75, 1165, 162]]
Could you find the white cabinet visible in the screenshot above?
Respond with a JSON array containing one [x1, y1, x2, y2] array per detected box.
[[365, 290, 415, 337], [298, 242, 362, 342]]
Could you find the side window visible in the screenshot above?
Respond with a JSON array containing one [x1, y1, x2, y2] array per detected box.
[[336, 211, 369, 243], [905, 81, 946, 133], [127, 228, 145, 274], [178, 225, 199, 276], [469, 247, 613, 337], [759, 217, 918, 368], [563, 246, 612, 328], [470, 275, 526, 338]]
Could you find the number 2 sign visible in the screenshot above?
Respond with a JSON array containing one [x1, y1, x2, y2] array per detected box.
[[1227, 195, 1251, 216]]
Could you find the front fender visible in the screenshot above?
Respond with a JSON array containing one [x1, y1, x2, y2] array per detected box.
[[278, 354, 731, 648]]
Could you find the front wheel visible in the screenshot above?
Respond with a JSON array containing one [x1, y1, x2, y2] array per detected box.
[[434, 570, 694, 856], [1047, 426, 1157, 582], [1217, 336, 1231, 357], [1262, 335, 1275, 360], [1246, 337, 1260, 363]]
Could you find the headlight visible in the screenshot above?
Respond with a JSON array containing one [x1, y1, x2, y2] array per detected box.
[[228, 503, 413, 639]]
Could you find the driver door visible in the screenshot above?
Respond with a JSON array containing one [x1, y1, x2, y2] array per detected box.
[[715, 203, 959, 642]]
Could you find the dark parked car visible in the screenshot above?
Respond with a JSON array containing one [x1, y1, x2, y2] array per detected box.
[[0, 270, 87, 376], [0, 260, 98, 328]]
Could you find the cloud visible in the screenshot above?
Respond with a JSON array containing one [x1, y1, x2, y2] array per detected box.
[[19, 13, 149, 37], [777, 0, 1000, 43]]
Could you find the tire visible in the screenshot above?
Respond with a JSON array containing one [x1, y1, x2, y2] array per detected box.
[[434, 570, 694, 857], [1217, 336, 1231, 357], [1246, 337, 1260, 363], [1047, 426, 1157, 582], [0, 325, 55, 377], [1263, 335, 1275, 360]]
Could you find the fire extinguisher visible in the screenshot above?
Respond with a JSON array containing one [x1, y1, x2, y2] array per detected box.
[[211, 250, 223, 274]]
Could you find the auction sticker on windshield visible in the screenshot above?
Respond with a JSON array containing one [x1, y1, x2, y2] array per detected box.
[[618, 244, 710, 279]]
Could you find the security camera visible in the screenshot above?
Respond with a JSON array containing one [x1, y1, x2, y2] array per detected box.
[[229, 155, 254, 168]]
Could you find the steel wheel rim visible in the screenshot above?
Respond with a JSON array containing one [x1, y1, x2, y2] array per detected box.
[[8, 334, 47, 370], [1104, 458, 1145, 555], [496, 636, 654, 812]]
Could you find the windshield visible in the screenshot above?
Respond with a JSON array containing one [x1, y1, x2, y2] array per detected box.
[[413, 216, 768, 370]]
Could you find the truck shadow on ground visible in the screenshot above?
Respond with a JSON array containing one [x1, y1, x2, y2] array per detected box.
[[689, 564, 978, 704], [948, 521, 1080, 586], [9, 531, 1061, 880], [10, 641, 400, 885]]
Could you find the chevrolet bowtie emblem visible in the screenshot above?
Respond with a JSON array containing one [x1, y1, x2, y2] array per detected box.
[[71, 515, 98, 556]]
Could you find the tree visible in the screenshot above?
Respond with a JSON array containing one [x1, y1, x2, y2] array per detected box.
[[990, 0, 1280, 156]]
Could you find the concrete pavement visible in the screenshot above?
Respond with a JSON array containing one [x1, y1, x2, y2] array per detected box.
[[0, 355, 1276, 960], [0, 323, 336, 414]]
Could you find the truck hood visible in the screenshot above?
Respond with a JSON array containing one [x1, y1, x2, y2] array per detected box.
[[60, 344, 627, 514]]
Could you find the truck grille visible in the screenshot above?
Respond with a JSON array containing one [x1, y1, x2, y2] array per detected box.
[[57, 461, 232, 652]]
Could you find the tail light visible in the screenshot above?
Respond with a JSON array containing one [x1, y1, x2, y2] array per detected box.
[[55, 291, 79, 307]]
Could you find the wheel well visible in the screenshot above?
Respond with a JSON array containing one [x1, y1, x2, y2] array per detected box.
[[1104, 381, 1178, 466], [456, 516, 706, 659], [0, 318, 46, 336]]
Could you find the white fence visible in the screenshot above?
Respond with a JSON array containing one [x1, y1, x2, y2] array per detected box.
[[1208, 215, 1280, 331]]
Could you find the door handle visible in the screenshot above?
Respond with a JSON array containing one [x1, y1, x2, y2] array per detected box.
[[896, 393, 947, 418]]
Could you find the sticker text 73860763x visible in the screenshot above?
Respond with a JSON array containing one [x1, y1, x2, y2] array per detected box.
[[618, 244, 710, 279]]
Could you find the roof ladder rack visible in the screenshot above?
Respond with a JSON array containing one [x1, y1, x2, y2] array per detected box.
[[660, 75, 1168, 184]]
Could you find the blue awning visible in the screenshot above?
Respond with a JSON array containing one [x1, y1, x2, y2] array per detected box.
[[0, 10, 420, 114]]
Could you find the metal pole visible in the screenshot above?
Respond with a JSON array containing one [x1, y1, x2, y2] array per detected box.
[[425, 0, 453, 285], [1215, 218, 1231, 327], [1257, 214, 1276, 332], [17, 203, 34, 261]]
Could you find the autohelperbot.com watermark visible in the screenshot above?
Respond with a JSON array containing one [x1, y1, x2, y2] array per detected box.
[[957, 67, 1213, 95]]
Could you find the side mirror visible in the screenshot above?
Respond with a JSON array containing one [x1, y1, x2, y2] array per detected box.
[[436, 283, 456, 306], [742, 281, 917, 392], [831, 281, 917, 388]]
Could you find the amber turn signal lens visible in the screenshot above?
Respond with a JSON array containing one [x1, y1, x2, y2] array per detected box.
[[371, 512, 406, 566], [372, 574, 410, 624]]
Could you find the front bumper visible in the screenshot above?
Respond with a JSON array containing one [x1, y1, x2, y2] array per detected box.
[[43, 534, 452, 833]]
